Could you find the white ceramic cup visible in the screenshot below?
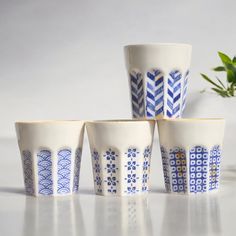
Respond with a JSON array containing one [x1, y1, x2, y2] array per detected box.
[[124, 43, 192, 119], [157, 118, 225, 194], [15, 120, 85, 196], [86, 120, 155, 196]]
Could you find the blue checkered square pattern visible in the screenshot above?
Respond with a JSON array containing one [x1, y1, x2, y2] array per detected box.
[[189, 146, 208, 193], [169, 147, 187, 193], [209, 145, 221, 190]]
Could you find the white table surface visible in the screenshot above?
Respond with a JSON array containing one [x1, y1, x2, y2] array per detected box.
[[0, 137, 236, 236]]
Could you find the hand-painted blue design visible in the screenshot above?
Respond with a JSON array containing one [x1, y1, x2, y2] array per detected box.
[[125, 148, 140, 194], [146, 69, 164, 118], [92, 149, 102, 193], [57, 149, 72, 194], [160, 146, 171, 192], [104, 148, 118, 193], [209, 145, 221, 190], [182, 70, 189, 113], [142, 146, 152, 192], [130, 71, 145, 118], [37, 150, 53, 195], [73, 147, 82, 192], [22, 150, 34, 195], [167, 70, 182, 118], [189, 146, 208, 193], [169, 147, 187, 193]]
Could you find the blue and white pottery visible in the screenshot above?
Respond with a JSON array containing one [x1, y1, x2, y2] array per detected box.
[[124, 43, 192, 119], [86, 120, 155, 196], [157, 118, 225, 194], [15, 120, 85, 196]]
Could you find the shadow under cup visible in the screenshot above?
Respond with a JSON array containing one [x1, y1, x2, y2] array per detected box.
[[124, 43, 192, 119], [15, 121, 85, 196], [157, 118, 225, 194]]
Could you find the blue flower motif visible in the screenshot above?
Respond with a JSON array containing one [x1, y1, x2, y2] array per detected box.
[[126, 160, 139, 171], [105, 176, 118, 193], [95, 176, 102, 185], [106, 163, 117, 174], [92, 150, 99, 161], [144, 146, 151, 158], [94, 163, 100, 173], [126, 148, 139, 158], [142, 173, 148, 183], [126, 173, 138, 183], [127, 186, 137, 194], [143, 160, 149, 171], [104, 149, 118, 161]]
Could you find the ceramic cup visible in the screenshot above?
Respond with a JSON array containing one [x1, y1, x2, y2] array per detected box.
[[15, 120, 85, 196], [124, 43, 192, 119], [86, 120, 155, 196], [157, 118, 225, 194]]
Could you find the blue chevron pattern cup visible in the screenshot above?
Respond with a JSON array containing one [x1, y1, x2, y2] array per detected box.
[[15, 121, 85, 196], [124, 43, 192, 118]]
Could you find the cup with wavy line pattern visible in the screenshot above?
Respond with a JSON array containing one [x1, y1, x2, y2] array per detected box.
[[15, 120, 85, 196], [124, 43, 192, 119]]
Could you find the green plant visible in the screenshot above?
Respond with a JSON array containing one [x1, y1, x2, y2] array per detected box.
[[201, 52, 236, 97]]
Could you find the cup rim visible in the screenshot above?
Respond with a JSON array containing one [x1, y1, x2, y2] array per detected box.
[[157, 118, 225, 122], [86, 119, 155, 124], [124, 43, 192, 49], [15, 120, 85, 124]]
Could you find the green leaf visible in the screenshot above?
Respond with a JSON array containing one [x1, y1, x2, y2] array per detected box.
[[218, 51, 232, 65], [211, 88, 229, 97], [227, 70, 235, 83], [201, 73, 224, 90], [213, 66, 226, 72], [216, 77, 226, 88], [233, 56, 236, 65]]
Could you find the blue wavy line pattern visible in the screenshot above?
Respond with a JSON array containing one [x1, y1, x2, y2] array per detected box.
[[37, 150, 53, 195], [146, 69, 164, 118], [73, 147, 82, 192], [22, 150, 34, 195], [57, 149, 72, 194]]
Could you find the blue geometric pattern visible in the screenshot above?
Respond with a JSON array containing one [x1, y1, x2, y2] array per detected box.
[[104, 149, 118, 193], [146, 69, 164, 118], [167, 70, 182, 118], [73, 147, 82, 192], [37, 150, 53, 195], [93, 149, 102, 193], [57, 149, 72, 194], [209, 145, 221, 190], [142, 146, 152, 192], [160, 146, 171, 192], [182, 70, 189, 113], [22, 150, 34, 195], [189, 146, 208, 193], [125, 148, 140, 194], [130, 71, 145, 118], [169, 147, 187, 193]]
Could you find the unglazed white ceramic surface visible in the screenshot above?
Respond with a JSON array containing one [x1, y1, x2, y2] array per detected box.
[[157, 118, 225, 194], [15, 121, 85, 196], [86, 120, 155, 196]]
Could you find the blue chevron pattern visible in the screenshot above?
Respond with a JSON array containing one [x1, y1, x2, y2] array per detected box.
[[182, 70, 189, 113], [130, 71, 145, 118], [167, 70, 182, 118], [37, 150, 53, 195], [57, 149, 72, 194], [22, 150, 34, 195], [209, 145, 221, 191], [146, 69, 164, 118], [73, 147, 82, 192]]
